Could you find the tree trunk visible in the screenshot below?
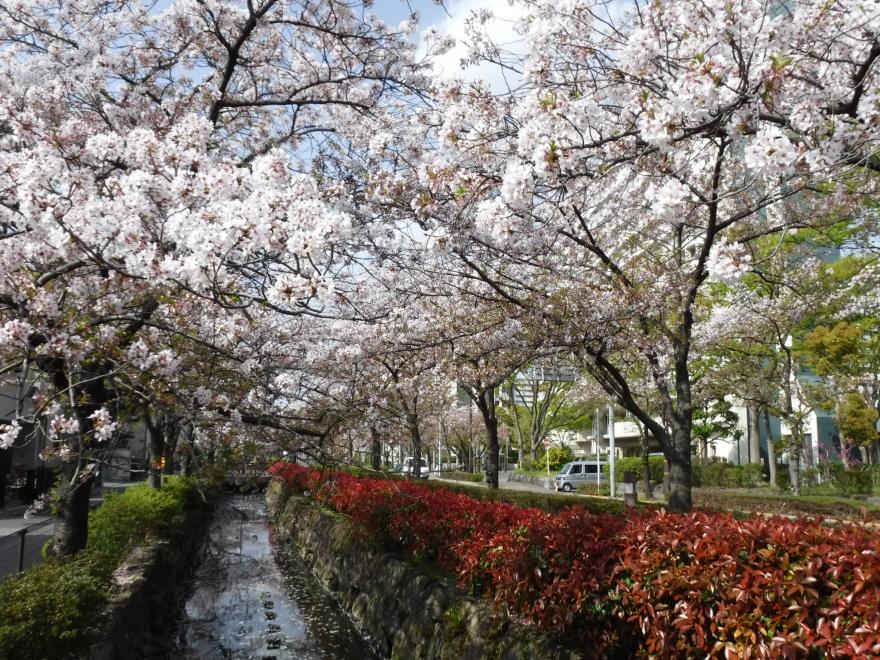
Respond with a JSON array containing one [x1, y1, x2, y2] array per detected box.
[[666, 425, 693, 512], [52, 458, 94, 556], [161, 418, 178, 476], [641, 433, 652, 498], [145, 413, 164, 490], [180, 447, 191, 477], [789, 433, 802, 497], [485, 413, 500, 489], [370, 426, 381, 471], [510, 382, 524, 467], [179, 423, 194, 477], [763, 409, 777, 489], [407, 414, 421, 481], [473, 388, 500, 489], [748, 405, 762, 465]]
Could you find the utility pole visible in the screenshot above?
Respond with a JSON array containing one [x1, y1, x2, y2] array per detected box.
[[437, 417, 442, 473], [608, 403, 616, 498]]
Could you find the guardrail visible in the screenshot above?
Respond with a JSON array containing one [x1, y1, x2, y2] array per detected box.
[[0, 518, 55, 576]]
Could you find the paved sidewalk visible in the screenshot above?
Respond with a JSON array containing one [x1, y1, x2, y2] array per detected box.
[[0, 480, 138, 579], [432, 471, 583, 497]]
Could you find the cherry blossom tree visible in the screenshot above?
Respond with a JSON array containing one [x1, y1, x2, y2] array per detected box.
[[0, 0, 427, 553], [390, 0, 880, 510]]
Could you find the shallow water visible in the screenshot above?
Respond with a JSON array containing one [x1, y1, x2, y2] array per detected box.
[[171, 494, 376, 659]]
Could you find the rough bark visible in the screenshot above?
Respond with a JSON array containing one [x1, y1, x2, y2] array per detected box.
[[145, 412, 164, 490], [407, 413, 421, 481], [666, 425, 693, 512], [51, 458, 94, 556], [179, 423, 194, 477], [781, 347, 801, 496], [789, 436, 802, 497], [748, 406, 762, 465], [763, 409, 777, 489], [162, 418, 179, 476], [369, 426, 381, 471], [472, 388, 500, 489]]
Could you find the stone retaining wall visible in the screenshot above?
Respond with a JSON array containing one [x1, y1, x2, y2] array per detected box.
[[87, 500, 212, 660], [266, 480, 578, 660]]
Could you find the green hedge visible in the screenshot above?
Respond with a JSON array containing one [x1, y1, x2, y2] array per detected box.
[[692, 461, 765, 488], [440, 471, 485, 483], [602, 456, 665, 483], [0, 477, 198, 660], [825, 464, 875, 495]]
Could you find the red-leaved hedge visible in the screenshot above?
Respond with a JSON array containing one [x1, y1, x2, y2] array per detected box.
[[268, 462, 880, 658]]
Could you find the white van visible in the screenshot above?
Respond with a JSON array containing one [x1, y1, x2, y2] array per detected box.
[[555, 461, 606, 492], [403, 457, 429, 479]]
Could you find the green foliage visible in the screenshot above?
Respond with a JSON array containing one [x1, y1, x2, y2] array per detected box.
[[577, 483, 611, 496], [838, 393, 880, 447], [691, 400, 739, 447], [0, 557, 107, 660], [602, 456, 665, 483], [823, 463, 875, 495], [802, 321, 864, 379], [442, 471, 485, 483], [692, 460, 766, 488], [0, 477, 197, 660], [740, 464, 765, 488], [87, 477, 194, 564], [547, 445, 574, 471], [801, 467, 821, 488], [499, 377, 594, 455], [775, 467, 791, 492]]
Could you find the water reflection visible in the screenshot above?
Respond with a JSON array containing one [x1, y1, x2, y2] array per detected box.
[[172, 495, 376, 659]]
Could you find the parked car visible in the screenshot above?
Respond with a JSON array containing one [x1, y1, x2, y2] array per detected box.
[[555, 460, 606, 492], [402, 457, 429, 479]]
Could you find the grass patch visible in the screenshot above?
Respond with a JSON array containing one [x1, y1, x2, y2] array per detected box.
[[422, 478, 625, 515], [693, 489, 880, 520], [438, 471, 485, 483]]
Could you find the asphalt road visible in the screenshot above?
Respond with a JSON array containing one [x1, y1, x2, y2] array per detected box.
[[433, 471, 573, 495]]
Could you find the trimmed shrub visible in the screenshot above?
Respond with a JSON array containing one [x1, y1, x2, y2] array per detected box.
[[0, 478, 197, 660], [740, 463, 765, 487], [547, 445, 575, 471], [602, 456, 664, 483], [826, 463, 873, 495], [577, 483, 611, 497], [271, 462, 880, 658], [693, 460, 766, 488], [613, 511, 880, 658], [442, 471, 485, 483], [88, 476, 195, 563]]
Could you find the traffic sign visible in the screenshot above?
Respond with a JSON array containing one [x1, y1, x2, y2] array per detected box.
[[542, 437, 551, 448]]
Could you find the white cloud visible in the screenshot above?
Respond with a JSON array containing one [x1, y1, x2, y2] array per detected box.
[[422, 0, 530, 91]]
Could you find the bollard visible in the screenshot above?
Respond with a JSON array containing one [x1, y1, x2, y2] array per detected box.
[[622, 470, 639, 507], [17, 528, 26, 573]]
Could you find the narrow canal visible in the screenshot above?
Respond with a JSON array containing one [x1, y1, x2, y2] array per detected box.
[[170, 494, 377, 659]]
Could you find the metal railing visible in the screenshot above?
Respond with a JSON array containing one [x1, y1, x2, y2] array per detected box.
[[0, 517, 55, 576]]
